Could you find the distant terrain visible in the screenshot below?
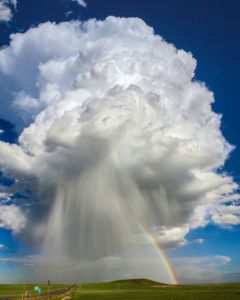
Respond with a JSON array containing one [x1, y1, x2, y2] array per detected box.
[[1, 279, 240, 300]]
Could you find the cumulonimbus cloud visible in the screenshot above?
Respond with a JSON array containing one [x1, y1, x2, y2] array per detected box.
[[0, 16, 239, 282]]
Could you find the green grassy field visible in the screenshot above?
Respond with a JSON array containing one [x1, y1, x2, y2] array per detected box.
[[1, 279, 240, 300], [0, 284, 67, 298]]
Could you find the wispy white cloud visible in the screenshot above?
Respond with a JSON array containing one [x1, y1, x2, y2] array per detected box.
[[0, 253, 232, 284], [0, 255, 41, 265], [173, 255, 231, 283], [10, 0, 16, 9], [72, 0, 87, 8], [195, 238, 204, 244]]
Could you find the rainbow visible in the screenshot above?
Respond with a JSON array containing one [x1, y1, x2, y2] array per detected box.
[[136, 221, 178, 285]]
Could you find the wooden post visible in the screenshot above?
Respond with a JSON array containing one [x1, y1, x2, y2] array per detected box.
[[48, 280, 50, 300]]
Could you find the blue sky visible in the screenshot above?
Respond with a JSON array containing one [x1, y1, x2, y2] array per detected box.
[[0, 0, 240, 284]]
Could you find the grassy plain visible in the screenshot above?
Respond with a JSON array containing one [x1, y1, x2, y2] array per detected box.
[[1, 279, 240, 300], [0, 284, 67, 298]]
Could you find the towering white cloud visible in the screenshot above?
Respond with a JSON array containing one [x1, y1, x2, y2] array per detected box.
[[0, 16, 238, 282]]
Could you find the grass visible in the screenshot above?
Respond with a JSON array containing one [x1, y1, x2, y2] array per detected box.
[[1, 279, 240, 300], [0, 284, 67, 298], [72, 279, 240, 300]]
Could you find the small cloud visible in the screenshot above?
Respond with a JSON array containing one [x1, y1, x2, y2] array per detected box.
[[0, 205, 26, 232], [0, 129, 4, 135], [133, 225, 190, 249], [212, 204, 240, 227], [154, 225, 190, 248], [0, 0, 12, 22], [215, 255, 231, 265], [194, 238, 204, 244], [0, 192, 12, 203], [72, 0, 87, 8], [65, 10, 73, 18], [10, 0, 17, 9], [0, 0, 17, 22]]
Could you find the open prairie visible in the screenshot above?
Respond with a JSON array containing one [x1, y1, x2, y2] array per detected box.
[[1, 279, 240, 300]]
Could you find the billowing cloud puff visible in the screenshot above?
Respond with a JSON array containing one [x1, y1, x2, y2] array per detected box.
[[0, 0, 16, 22], [154, 226, 190, 248], [212, 204, 240, 226], [0, 205, 26, 232], [0, 1, 12, 22], [0, 17, 239, 282]]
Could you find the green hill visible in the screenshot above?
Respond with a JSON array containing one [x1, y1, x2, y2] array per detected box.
[[81, 278, 166, 290], [110, 278, 166, 287]]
